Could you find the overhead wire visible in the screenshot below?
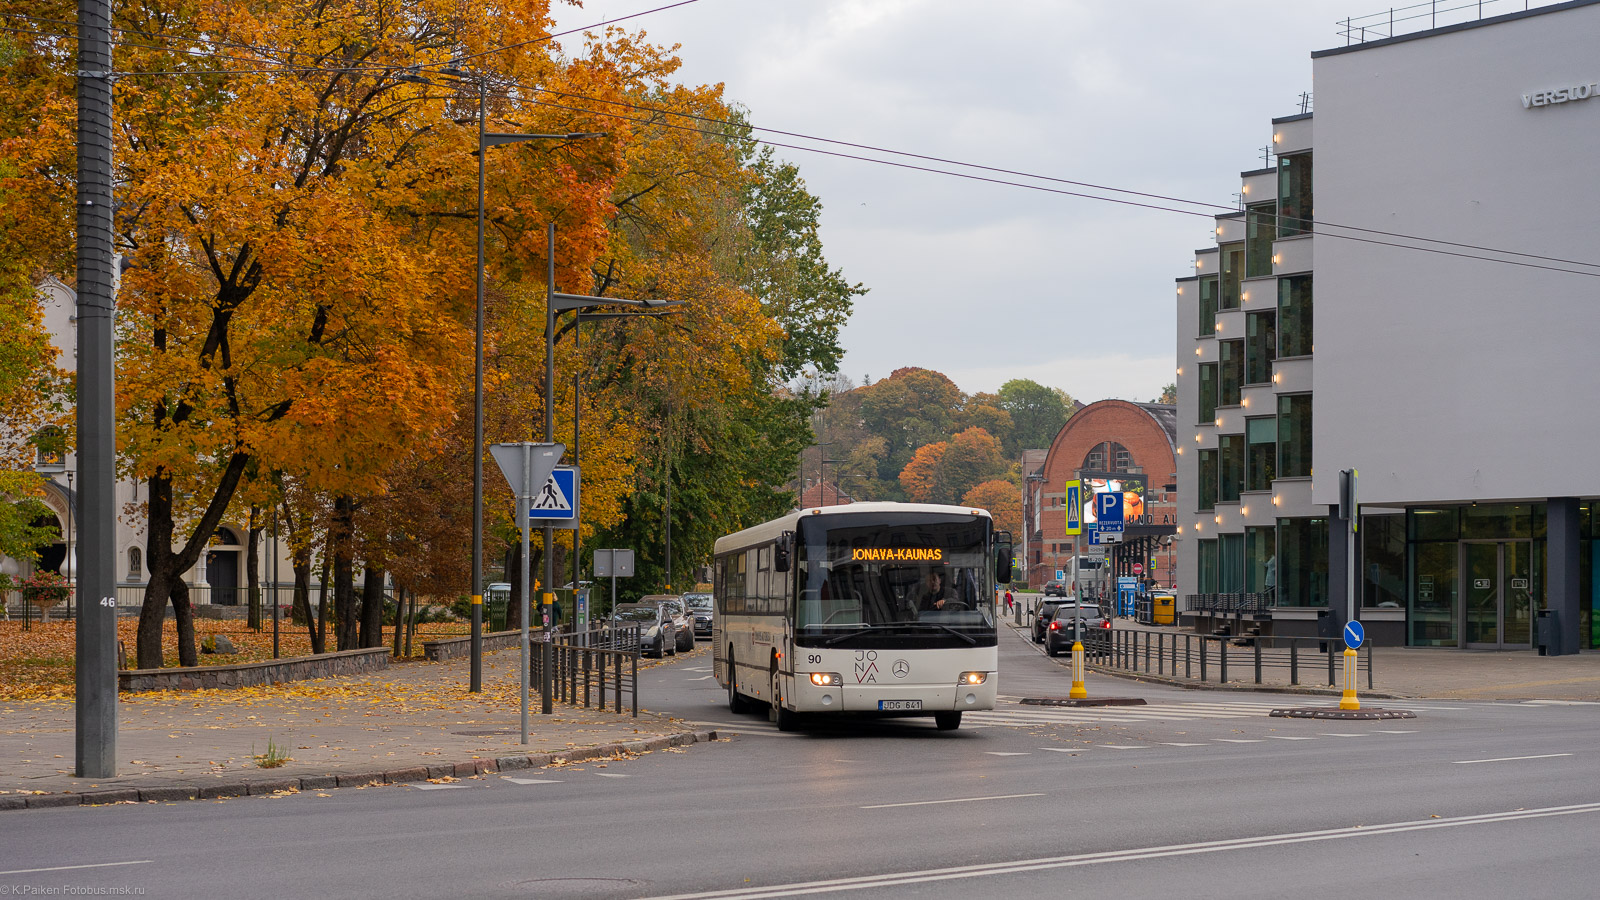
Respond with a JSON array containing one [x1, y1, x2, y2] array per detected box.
[[4, 9, 1598, 277]]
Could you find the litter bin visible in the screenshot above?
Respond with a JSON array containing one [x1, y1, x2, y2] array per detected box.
[[1152, 592, 1176, 626], [1536, 608, 1559, 656]]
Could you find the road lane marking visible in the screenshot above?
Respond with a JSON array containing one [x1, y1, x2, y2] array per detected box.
[[408, 782, 471, 790], [1377, 730, 1418, 734], [1263, 736, 1316, 741], [1214, 739, 1263, 743], [689, 676, 717, 681], [1318, 733, 1367, 738], [983, 752, 1030, 756], [1039, 747, 1089, 752], [1101, 744, 1149, 750], [861, 793, 1045, 810], [0, 861, 153, 877], [595, 773, 630, 778], [1159, 742, 1207, 747], [647, 802, 1600, 899], [501, 777, 563, 785], [1453, 753, 1573, 765]]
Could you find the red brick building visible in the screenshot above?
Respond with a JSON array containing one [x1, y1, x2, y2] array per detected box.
[[1025, 401, 1178, 591]]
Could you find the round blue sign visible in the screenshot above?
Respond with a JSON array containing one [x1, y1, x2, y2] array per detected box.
[[1343, 620, 1365, 650]]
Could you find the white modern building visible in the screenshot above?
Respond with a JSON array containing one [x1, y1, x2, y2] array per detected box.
[[1174, 0, 1600, 650]]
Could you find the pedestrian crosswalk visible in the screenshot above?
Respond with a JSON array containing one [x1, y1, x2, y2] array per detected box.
[[967, 696, 1335, 727]]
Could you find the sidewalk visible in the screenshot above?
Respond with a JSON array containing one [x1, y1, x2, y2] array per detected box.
[[0, 646, 713, 811], [1009, 617, 1600, 701]]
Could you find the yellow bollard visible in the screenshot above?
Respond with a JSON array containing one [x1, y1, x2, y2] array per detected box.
[[1069, 641, 1088, 699], [1339, 647, 1360, 710]]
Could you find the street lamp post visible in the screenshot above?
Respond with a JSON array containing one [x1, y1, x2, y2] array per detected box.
[[444, 62, 602, 692]]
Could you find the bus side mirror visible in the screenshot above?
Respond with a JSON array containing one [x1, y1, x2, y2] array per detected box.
[[994, 531, 1013, 584], [775, 531, 793, 573]]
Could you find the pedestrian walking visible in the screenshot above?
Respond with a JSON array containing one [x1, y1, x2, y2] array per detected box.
[[1004, 590, 1014, 614]]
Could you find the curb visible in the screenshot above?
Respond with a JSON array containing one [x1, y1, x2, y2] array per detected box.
[[1007, 622, 1405, 701], [0, 729, 718, 812]]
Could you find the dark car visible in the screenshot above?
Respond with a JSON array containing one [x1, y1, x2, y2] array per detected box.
[[683, 592, 714, 638], [1043, 580, 1068, 597], [1033, 597, 1103, 643], [1045, 603, 1110, 657], [643, 594, 696, 653], [613, 603, 676, 658]]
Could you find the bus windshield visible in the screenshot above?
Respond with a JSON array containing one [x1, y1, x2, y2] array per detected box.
[[795, 514, 995, 647]]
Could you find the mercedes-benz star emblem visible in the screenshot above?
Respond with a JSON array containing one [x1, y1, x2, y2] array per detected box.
[[892, 659, 910, 678]]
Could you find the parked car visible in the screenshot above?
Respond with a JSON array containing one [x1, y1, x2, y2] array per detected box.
[[1045, 603, 1111, 656], [1043, 580, 1068, 597], [643, 594, 696, 652], [682, 592, 714, 638], [613, 603, 676, 658], [1033, 597, 1103, 643]]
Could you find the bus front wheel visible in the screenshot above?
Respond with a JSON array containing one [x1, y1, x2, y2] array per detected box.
[[771, 670, 800, 732], [935, 711, 962, 731]]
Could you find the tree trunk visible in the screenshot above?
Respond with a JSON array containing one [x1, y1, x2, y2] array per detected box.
[[316, 552, 330, 654], [360, 565, 385, 649], [390, 584, 404, 657], [246, 506, 263, 632], [331, 496, 358, 651], [171, 579, 198, 668], [404, 588, 417, 658]]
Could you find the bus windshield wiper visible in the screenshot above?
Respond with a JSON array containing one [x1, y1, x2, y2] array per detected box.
[[912, 622, 978, 645], [824, 627, 880, 646]]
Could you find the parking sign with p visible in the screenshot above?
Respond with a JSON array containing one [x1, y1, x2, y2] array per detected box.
[[1096, 491, 1123, 523]]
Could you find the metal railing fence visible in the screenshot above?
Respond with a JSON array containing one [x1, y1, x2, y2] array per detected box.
[[1083, 625, 1373, 690], [531, 624, 643, 717], [1339, 1, 1549, 45]]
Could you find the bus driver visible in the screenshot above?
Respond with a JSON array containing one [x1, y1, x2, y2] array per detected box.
[[910, 570, 948, 613]]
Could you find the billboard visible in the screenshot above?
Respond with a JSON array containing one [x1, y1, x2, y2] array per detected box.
[[1079, 471, 1147, 528]]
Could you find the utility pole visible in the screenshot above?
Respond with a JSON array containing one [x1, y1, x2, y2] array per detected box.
[[74, 0, 117, 778]]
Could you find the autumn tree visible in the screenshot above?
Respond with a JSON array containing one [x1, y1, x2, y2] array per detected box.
[[997, 379, 1075, 455], [962, 480, 1022, 539], [1154, 383, 1177, 405], [898, 442, 946, 504], [855, 367, 964, 481]]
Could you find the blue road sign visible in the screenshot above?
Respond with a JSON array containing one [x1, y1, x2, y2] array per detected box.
[[1096, 490, 1123, 523], [1065, 481, 1082, 535], [528, 466, 579, 527], [1343, 620, 1365, 650]]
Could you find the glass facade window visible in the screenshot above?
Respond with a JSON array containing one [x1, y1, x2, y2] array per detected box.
[[1246, 526, 1277, 599], [1220, 533, 1244, 593], [1197, 539, 1219, 593], [1409, 507, 1459, 542], [1246, 312, 1276, 384], [1277, 517, 1329, 607], [1198, 277, 1218, 336], [1198, 363, 1217, 424], [1220, 242, 1244, 310], [1278, 153, 1313, 236], [1245, 417, 1276, 492], [1278, 275, 1312, 357], [1219, 435, 1243, 504], [1219, 341, 1243, 407], [1246, 203, 1276, 278], [1362, 514, 1405, 609], [1410, 541, 1458, 646], [1198, 449, 1218, 511], [1278, 394, 1312, 478]]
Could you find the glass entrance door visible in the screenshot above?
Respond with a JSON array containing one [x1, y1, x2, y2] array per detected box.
[[1463, 541, 1533, 649]]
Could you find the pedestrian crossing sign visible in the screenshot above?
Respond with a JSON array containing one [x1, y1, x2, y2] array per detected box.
[[528, 466, 580, 529]]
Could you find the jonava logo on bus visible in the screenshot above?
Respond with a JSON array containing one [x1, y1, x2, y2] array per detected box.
[[850, 548, 943, 562]]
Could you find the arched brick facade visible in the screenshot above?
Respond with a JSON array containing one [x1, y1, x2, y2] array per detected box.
[[1027, 401, 1178, 590]]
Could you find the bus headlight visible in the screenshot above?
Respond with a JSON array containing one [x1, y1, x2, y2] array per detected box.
[[809, 672, 843, 686], [958, 671, 989, 685]]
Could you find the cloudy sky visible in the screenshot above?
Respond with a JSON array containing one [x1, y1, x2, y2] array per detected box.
[[549, 0, 1401, 401]]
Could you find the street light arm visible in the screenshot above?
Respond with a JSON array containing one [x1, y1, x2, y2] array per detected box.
[[551, 293, 684, 312], [553, 307, 683, 345]]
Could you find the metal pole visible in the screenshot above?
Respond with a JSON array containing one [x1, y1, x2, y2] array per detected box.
[[74, 0, 117, 778], [66, 471, 73, 620], [519, 503, 531, 743], [542, 224, 555, 716], [272, 510, 280, 659], [470, 77, 487, 694]]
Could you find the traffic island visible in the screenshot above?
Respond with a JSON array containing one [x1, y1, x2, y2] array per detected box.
[[1269, 707, 1417, 720], [1020, 696, 1148, 708]]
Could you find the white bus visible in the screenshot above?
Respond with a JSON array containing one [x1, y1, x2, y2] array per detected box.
[[713, 502, 1012, 731]]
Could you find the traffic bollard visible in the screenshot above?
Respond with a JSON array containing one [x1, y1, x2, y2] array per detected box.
[[1070, 641, 1088, 699], [1340, 647, 1360, 710]]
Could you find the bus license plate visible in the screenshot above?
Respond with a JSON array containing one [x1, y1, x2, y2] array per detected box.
[[879, 700, 922, 711]]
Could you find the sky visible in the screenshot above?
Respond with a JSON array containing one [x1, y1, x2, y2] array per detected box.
[[546, 0, 1392, 402]]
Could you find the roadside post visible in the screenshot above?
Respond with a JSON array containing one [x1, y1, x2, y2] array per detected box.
[[528, 464, 580, 715], [593, 549, 636, 629], [490, 442, 564, 743], [1065, 479, 1088, 699], [1341, 620, 1364, 710]]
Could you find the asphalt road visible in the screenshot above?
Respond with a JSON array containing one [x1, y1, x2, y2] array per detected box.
[[5, 627, 1598, 899]]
